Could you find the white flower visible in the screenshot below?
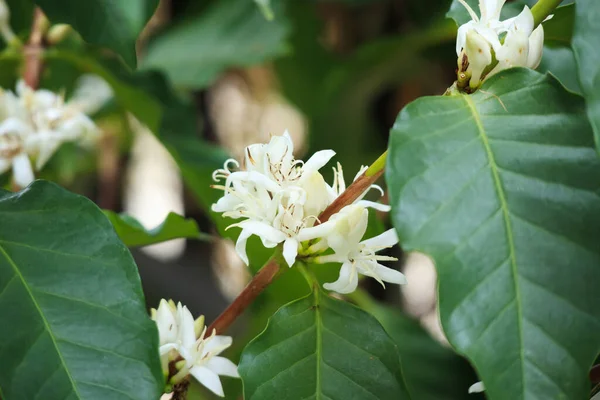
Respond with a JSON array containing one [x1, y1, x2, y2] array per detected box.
[[211, 131, 392, 282], [0, 81, 100, 186], [0, 118, 34, 187], [455, 0, 545, 89], [151, 299, 239, 397], [151, 300, 203, 374], [212, 131, 336, 267], [315, 205, 407, 294], [468, 381, 485, 393], [179, 327, 239, 397]]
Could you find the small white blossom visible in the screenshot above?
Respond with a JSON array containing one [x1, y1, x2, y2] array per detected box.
[[468, 381, 485, 393], [151, 299, 239, 398], [316, 205, 407, 294], [456, 0, 545, 89], [178, 327, 239, 397], [0, 81, 100, 187], [212, 131, 336, 267]]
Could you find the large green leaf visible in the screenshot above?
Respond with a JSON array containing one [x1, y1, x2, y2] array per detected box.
[[386, 68, 600, 399], [142, 0, 290, 89], [0, 181, 162, 400], [104, 211, 210, 247], [572, 0, 600, 152], [355, 293, 481, 400], [239, 287, 410, 400], [35, 0, 157, 67]]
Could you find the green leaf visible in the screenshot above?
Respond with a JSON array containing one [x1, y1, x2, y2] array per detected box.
[[572, 0, 600, 152], [142, 0, 290, 89], [104, 211, 210, 247], [537, 45, 581, 94], [386, 68, 600, 399], [0, 181, 162, 400], [35, 0, 158, 67], [358, 296, 481, 400], [239, 287, 410, 400]]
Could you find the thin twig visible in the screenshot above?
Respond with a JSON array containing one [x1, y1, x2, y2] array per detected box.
[[23, 8, 46, 89], [206, 257, 281, 336]]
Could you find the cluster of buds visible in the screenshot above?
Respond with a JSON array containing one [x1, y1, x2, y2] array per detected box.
[[0, 81, 99, 188], [211, 131, 406, 294], [151, 299, 239, 397], [456, 0, 546, 90]]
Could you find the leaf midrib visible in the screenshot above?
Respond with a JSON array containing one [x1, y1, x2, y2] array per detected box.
[[462, 94, 525, 395], [314, 288, 323, 400], [0, 245, 82, 399]]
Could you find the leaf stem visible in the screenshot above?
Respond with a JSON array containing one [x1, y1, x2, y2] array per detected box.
[[531, 0, 562, 27]]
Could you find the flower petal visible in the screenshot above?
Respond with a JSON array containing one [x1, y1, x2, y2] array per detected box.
[[205, 356, 240, 378], [527, 25, 544, 69], [234, 228, 252, 266], [468, 381, 485, 393], [355, 200, 391, 212], [178, 304, 197, 349], [367, 263, 407, 285], [323, 261, 359, 294], [190, 366, 225, 397], [283, 238, 298, 267], [303, 149, 335, 173], [11, 153, 34, 188], [159, 343, 178, 356], [360, 228, 399, 249], [296, 220, 335, 242], [237, 220, 287, 244], [204, 335, 233, 356]]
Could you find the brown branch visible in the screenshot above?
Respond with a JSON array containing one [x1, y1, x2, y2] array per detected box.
[[206, 257, 281, 336], [23, 8, 46, 89]]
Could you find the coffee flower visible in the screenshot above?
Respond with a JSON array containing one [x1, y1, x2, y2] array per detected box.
[[313, 205, 407, 294], [456, 0, 545, 89], [212, 131, 336, 267], [151, 299, 239, 397], [212, 132, 405, 294], [0, 81, 99, 187]]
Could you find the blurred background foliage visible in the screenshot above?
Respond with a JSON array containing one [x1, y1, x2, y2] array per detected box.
[[1, 0, 577, 398]]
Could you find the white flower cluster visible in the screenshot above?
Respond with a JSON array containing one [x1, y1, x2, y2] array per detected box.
[[456, 0, 545, 89], [0, 81, 99, 188], [152, 299, 239, 397], [211, 131, 406, 294]]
